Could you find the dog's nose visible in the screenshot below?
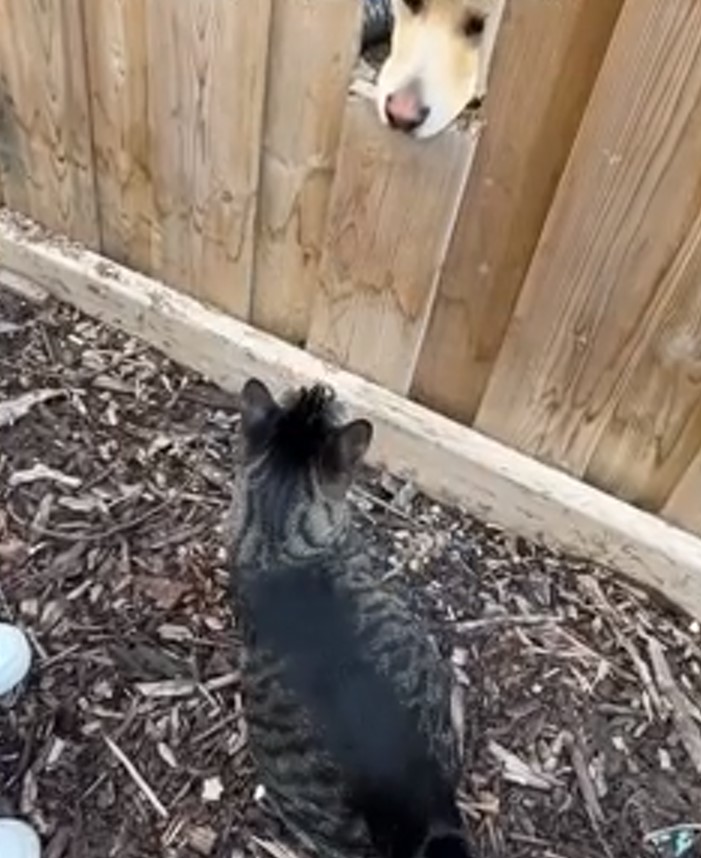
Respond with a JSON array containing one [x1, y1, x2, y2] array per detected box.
[[385, 89, 430, 134]]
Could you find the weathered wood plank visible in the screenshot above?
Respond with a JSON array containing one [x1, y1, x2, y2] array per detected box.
[[84, 0, 272, 317], [306, 0, 506, 394], [306, 93, 475, 393], [584, 211, 701, 510], [411, 0, 624, 423], [83, 0, 155, 273], [4, 208, 701, 621], [665, 453, 701, 537], [252, 0, 361, 346], [0, 0, 98, 245], [477, 0, 701, 483]]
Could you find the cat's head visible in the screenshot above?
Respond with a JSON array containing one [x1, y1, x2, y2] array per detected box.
[[226, 378, 372, 559]]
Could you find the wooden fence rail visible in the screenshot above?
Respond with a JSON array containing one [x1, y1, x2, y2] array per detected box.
[[1, 0, 699, 538]]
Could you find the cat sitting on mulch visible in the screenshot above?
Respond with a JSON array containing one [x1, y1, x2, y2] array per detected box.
[[226, 378, 471, 858]]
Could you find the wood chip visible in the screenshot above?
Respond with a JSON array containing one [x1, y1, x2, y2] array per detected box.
[[0, 319, 23, 335], [9, 464, 81, 489], [157, 742, 178, 770], [488, 740, 560, 791], [0, 390, 62, 428], [250, 836, 303, 858], [451, 683, 466, 761], [135, 679, 196, 699], [157, 624, 194, 642], [103, 735, 168, 819], [46, 737, 67, 770], [648, 636, 701, 777], [135, 576, 190, 610], [564, 731, 604, 824], [456, 613, 559, 634], [188, 825, 218, 856], [580, 576, 664, 717]]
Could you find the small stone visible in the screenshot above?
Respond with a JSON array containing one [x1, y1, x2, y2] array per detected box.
[[658, 748, 673, 771], [611, 735, 627, 753], [203, 616, 225, 632], [188, 826, 217, 856], [92, 680, 113, 700], [97, 779, 116, 810], [202, 776, 224, 803], [46, 737, 66, 769], [157, 742, 178, 769], [20, 598, 39, 619]]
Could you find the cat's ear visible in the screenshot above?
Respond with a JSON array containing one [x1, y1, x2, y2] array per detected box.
[[319, 419, 373, 497], [240, 378, 278, 446]]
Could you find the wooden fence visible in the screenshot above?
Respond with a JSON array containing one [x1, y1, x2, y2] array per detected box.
[[1, 0, 700, 539]]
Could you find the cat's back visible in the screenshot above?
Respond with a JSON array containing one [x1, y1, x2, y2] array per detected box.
[[241, 555, 460, 855]]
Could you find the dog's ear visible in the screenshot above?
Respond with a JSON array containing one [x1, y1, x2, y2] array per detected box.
[[319, 419, 373, 497], [240, 378, 278, 448]]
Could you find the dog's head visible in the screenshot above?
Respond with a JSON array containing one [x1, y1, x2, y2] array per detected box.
[[377, 0, 496, 139]]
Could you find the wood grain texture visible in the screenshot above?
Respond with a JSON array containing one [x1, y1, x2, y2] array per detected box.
[[665, 453, 701, 536], [476, 0, 701, 480], [0, 0, 98, 245], [252, 0, 361, 346], [305, 94, 478, 394], [306, 1, 506, 394], [83, 0, 155, 273], [411, 0, 624, 423], [585, 211, 701, 510], [84, 0, 272, 317], [4, 208, 701, 621]]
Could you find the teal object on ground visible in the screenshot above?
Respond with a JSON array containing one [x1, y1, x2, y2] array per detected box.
[[648, 826, 701, 858]]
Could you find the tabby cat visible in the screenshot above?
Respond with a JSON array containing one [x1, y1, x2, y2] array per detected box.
[[226, 378, 472, 858]]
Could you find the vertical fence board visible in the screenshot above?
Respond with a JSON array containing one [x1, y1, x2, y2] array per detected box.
[[0, 0, 98, 245], [476, 0, 701, 484], [665, 455, 701, 537], [584, 212, 701, 510], [306, 1, 506, 394], [147, 0, 271, 317], [85, 0, 271, 318], [306, 95, 474, 393], [252, 0, 361, 346], [83, 0, 155, 272], [410, 0, 623, 423]]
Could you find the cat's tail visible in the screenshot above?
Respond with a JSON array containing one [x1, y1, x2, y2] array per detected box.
[[420, 827, 473, 858]]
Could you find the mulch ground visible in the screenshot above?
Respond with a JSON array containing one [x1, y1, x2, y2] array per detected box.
[[1, 284, 701, 858]]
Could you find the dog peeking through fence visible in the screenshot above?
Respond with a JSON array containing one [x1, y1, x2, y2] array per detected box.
[[367, 0, 498, 139]]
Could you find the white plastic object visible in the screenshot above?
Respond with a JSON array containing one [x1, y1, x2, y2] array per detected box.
[[0, 624, 32, 697], [0, 819, 41, 858]]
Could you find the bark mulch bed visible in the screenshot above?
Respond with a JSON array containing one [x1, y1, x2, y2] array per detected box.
[[1, 284, 701, 858]]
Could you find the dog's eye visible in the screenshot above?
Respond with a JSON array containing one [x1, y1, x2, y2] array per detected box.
[[463, 12, 486, 38], [403, 0, 424, 13]]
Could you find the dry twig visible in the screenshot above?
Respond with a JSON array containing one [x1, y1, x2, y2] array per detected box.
[[103, 735, 168, 819], [489, 741, 560, 791], [648, 637, 701, 777]]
